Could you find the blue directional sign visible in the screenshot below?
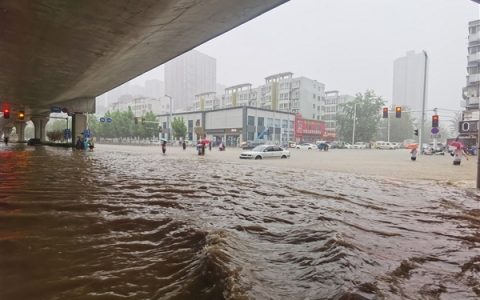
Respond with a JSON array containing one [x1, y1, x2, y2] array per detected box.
[[64, 129, 71, 139], [51, 106, 62, 113], [431, 127, 439, 134], [100, 117, 106, 123], [106, 117, 112, 123]]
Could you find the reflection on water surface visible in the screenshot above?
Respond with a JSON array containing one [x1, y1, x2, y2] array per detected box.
[[0, 145, 479, 299]]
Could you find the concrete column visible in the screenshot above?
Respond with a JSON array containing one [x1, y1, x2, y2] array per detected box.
[[14, 121, 27, 142], [31, 116, 49, 142], [72, 113, 87, 146]]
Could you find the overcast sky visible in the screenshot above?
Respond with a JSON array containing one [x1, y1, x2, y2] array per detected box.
[[131, 0, 479, 113]]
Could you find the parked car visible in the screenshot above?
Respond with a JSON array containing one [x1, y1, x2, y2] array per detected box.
[[240, 141, 264, 150], [344, 143, 353, 149], [374, 141, 395, 150], [296, 143, 316, 150], [239, 145, 290, 160], [352, 142, 368, 149]]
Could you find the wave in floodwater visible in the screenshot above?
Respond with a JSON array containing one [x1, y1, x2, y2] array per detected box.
[[0, 145, 479, 300]]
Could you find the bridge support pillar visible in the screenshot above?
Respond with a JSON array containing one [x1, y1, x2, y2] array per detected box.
[[31, 116, 49, 142], [14, 121, 27, 142], [72, 113, 87, 147]]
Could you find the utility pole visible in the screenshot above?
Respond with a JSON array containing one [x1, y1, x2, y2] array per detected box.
[[165, 95, 172, 141], [419, 50, 428, 155]]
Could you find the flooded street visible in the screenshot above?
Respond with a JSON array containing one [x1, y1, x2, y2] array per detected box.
[[1, 144, 479, 299]]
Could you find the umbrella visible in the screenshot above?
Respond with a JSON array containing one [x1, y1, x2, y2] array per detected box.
[[200, 139, 211, 145], [160, 138, 168, 142], [449, 140, 464, 150]]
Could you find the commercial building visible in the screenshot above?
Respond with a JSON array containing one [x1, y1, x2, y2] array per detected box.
[[295, 114, 326, 144], [156, 106, 295, 147], [165, 50, 216, 112], [322, 90, 355, 139], [392, 51, 428, 119], [462, 19, 480, 122]]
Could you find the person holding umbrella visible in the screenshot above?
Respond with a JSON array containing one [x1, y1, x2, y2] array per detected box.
[[450, 137, 468, 166]]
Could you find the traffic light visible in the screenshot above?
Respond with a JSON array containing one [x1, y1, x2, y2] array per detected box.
[[18, 111, 25, 120], [432, 115, 439, 128], [414, 129, 418, 136], [382, 107, 388, 118], [3, 108, 9, 119], [395, 106, 401, 118]]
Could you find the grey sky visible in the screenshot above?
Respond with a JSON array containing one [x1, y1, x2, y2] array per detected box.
[[131, 0, 479, 112]]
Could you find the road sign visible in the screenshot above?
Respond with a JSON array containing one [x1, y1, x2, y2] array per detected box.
[[106, 117, 112, 123], [64, 129, 71, 139], [100, 117, 106, 123], [431, 127, 439, 134], [51, 106, 62, 113], [459, 121, 478, 134]]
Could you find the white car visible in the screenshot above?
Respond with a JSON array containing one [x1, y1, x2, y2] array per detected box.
[[296, 143, 316, 150], [240, 145, 290, 160], [353, 142, 368, 149]]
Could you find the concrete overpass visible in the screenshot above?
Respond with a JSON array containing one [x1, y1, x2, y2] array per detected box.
[[0, 0, 287, 142]]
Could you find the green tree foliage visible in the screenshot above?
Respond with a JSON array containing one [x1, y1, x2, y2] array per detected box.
[[337, 90, 384, 143], [46, 130, 64, 142], [171, 117, 187, 139], [46, 119, 70, 132], [377, 108, 415, 142], [88, 108, 159, 139]]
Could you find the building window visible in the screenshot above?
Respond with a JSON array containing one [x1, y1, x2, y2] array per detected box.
[[248, 116, 255, 126], [274, 119, 281, 128], [258, 117, 264, 127], [267, 118, 273, 127]]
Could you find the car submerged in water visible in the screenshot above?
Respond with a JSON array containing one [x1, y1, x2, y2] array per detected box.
[[239, 145, 290, 160]]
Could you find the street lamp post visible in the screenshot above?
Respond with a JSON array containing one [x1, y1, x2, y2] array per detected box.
[[165, 95, 172, 141], [352, 103, 357, 145]]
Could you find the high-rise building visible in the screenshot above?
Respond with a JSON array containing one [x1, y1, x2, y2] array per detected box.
[[145, 79, 165, 99], [322, 90, 355, 138], [462, 20, 480, 121], [165, 50, 216, 112], [392, 51, 428, 119]]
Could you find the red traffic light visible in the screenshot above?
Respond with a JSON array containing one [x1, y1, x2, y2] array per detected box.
[[382, 107, 388, 118], [432, 115, 439, 128], [395, 106, 402, 118], [3, 108, 10, 119]]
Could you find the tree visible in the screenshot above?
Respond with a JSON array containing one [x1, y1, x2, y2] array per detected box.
[[337, 90, 384, 143], [377, 108, 416, 142], [171, 117, 187, 139]]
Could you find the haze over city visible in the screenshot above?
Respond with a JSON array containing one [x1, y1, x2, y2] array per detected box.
[[124, 0, 479, 113]]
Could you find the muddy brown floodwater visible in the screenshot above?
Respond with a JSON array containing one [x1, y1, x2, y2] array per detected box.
[[0, 144, 479, 300]]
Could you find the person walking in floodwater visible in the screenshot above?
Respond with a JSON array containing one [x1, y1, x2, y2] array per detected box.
[[3, 136, 8, 146], [75, 136, 83, 150], [161, 140, 167, 155], [410, 145, 417, 161], [182, 140, 186, 150]]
